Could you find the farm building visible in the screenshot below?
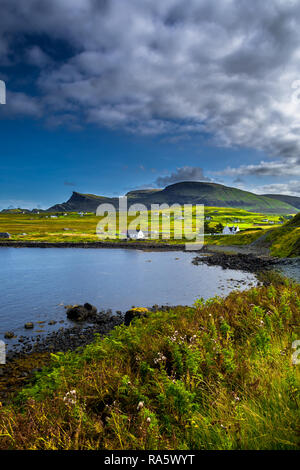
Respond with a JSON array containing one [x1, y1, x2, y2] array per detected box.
[[222, 225, 240, 235], [126, 229, 148, 239]]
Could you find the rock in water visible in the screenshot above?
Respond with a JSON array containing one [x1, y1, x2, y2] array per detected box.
[[4, 331, 15, 339], [66, 306, 88, 321], [84, 303, 97, 316], [24, 322, 34, 329], [66, 303, 98, 322]]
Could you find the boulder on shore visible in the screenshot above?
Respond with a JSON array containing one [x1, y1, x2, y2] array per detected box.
[[4, 331, 15, 339], [84, 302, 97, 315], [124, 307, 149, 326], [66, 303, 97, 322]]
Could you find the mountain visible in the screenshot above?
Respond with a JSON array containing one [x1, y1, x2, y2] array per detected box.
[[47, 183, 298, 213], [262, 194, 300, 211], [47, 192, 119, 213], [127, 182, 298, 212]]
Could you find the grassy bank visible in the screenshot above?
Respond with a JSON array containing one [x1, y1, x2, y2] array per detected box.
[[0, 275, 299, 450], [204, 230, 265, 247], [263, 213, 300, 258]]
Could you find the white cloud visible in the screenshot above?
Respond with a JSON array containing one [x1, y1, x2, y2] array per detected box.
[[251, 180, 300, 197], [214, 157, 300, 178], [4, 92, 42, 117]]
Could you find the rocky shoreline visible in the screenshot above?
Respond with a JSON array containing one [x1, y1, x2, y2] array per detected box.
[[0, 304, 178, 402], [192, 252, 279, 272], [0, 240, 187, 251], [0, 309, 125, 403], [192, 251, 300, 278]]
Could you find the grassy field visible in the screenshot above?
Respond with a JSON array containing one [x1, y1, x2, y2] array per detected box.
[[0, 274, 299, 450], [0, 207, 291, 244]]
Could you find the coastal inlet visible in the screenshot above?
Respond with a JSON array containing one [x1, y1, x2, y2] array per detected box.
[[0, 247, 258, 349]]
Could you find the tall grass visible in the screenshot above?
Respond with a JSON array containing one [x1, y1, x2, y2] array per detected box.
[[0, 275, 299, 450]]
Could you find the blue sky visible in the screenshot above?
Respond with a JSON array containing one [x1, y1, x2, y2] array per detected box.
[[1, 0, 300, 209]]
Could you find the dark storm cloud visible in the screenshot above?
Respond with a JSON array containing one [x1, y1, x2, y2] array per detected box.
[[155, 166, 210, 186], [1, 0, 300, 169]]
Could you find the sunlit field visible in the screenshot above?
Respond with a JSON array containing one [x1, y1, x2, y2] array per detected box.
[[0, 207, 291, 244]]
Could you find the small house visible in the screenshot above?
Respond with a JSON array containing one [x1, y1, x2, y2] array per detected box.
[[222, 225, 240, 235], [127, 229, 148, 239], [137, 230, 145, 239]]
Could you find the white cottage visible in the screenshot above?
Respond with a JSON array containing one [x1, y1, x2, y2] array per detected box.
[[222, 225, 240, 235], [127, 229, 147, 239], [137, 230, 145, 239]]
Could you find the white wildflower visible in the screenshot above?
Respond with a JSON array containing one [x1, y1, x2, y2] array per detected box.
[[137, 401, 144, 411], [63, 389, 77, 405]]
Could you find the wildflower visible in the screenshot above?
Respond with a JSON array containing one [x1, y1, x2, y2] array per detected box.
[[169, 330, 179, 342], [231, 391, 240, 402], [63, 389, 77, 405], [137, 401, 144, 411], [154, 352, 167, 364], [146, 417, 151, 423]]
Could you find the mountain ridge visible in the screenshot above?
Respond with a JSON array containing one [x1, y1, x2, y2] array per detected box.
[[46, 182, 298, 213]]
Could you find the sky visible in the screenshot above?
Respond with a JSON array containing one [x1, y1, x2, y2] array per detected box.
[[1, 0, 300, 209]]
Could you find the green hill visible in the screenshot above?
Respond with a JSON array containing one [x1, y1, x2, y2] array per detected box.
[[47, 183, 298, 214], [133, 182, 298, 213], [263, 194, 300, 210]]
